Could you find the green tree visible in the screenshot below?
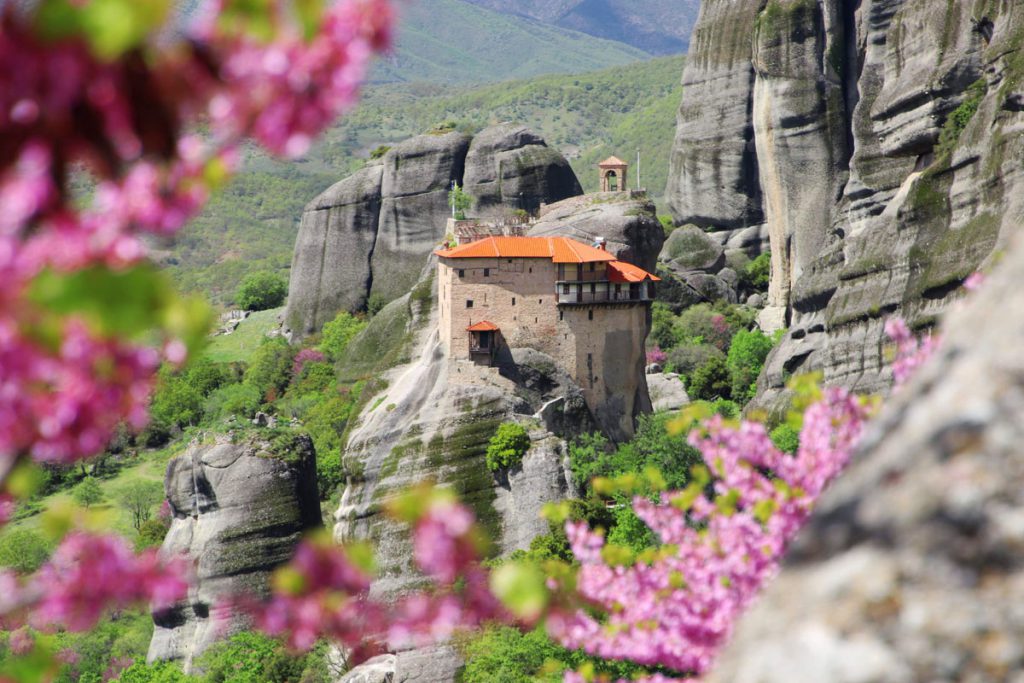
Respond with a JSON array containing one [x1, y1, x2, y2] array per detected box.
[[770, 423, 800, 454], [318, 312, 366, 362], [448, 183, 473, 220], [235, 271, 287, 312], [116, 661, 193, 683], [0, 529, 52, 573], [203, 382, 262, 422], [73, 477, 105, 509], [485, 423, 531, 471], [136, 518, 171, 551], [196, 631, 317, 683], [149, 367, 204, 431], [687, 356, 732, 401], [243, 337, 295, 403], [725, 329, 774, 403], [116, 481, 164, 532], [743, 253, 771, 292]]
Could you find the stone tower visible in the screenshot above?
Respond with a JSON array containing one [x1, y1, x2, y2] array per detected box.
[[598, 156, 628, 192]]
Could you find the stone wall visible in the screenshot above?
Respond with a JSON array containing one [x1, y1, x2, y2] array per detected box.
[[438, 257, 651, 440]]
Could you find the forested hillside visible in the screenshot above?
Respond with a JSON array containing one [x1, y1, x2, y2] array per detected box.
[[369, 0, 651, 84], [163, 55, 685, 305]]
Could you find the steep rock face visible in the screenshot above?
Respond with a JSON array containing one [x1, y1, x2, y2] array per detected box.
[[286, 164, 384, 338], [668, 0, 1024, 404], [285, 126, 583, 340], [372, 132, 472, 304], [666, 0, 765, 231], [706, 232, 1024, 683], [463, 123, 582, 215], [529, 193, 665, 273], [147, 434, 321, 670]]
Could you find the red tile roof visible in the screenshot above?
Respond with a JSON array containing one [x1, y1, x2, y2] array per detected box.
[[599, 156, 628, 167], [466, 321, 500, 332], [607, 260, 661, 283], [435, 236, 616, 264]]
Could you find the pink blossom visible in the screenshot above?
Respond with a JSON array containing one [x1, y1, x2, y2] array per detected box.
[[293, 348, 327, 376], [646, 346, 668, 365], [29, 532, 189, 631], [964, 271, 986, 291], [885, 317, 939, 388]]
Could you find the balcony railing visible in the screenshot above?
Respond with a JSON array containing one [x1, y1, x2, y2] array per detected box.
[[556, 282, 653, 305]]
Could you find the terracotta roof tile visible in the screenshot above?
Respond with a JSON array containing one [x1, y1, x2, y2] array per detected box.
[[607, 260, 661, 283], [466, 321, 500, 332], [435, 236, 615, 264], [598, 155, 628, 167]]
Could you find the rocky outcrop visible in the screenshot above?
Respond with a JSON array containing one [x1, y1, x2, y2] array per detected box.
[[147, 433, 321, 670], [285, 125, 583, 340], [668, 0, 1024, 405], [529, 193, 665, 273], [463, 123, 582, 215], [706, 231, 1024, 683]]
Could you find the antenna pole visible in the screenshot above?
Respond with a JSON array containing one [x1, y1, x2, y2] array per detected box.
[[636, 149, 641, 191]]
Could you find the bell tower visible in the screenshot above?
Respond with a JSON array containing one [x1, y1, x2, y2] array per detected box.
[[598, 156, 629, 192]]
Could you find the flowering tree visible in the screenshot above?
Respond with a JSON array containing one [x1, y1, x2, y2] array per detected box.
[[0, 0, 953, 679], [0, 0, 393, 675]]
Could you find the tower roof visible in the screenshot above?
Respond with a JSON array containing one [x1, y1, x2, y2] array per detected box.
[[607, 260, 661, 283], [466, 321, 500, 332], [598, 155, 628, 167]]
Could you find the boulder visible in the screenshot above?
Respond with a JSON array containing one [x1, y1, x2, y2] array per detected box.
[[148, 433, 321, 671], [647, 373, 689, 413], [463, 123, 582, 214], [529, 194, 665, 272], [661, 225, 725, 273], [707, 231, 1024, 683]]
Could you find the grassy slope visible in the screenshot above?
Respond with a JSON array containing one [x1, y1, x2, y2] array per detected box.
[[163, 55, 684, 305], [204, 307, 285, 364], [369, 0, 650, 84]]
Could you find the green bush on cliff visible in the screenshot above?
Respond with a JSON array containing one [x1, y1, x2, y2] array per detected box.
[[318, 311, 367, 362], [687, 356, 732, 401], [235, 271, 288, 312], [725, 329, 774, 403], [485, 423, 531, 471]]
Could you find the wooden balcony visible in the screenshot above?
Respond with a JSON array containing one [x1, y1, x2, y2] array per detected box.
[[555, 281, 654, 305]]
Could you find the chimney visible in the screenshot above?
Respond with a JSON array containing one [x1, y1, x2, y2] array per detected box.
[[593, 236, 607, 251]]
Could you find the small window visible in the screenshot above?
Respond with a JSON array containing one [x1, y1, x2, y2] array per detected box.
[[507, 259, 512, 264], [483, 268, 490, 277], [588, 310, 593, 321], [535, 317, 538, 323], [458, 269, 465, 278], [512, 297, 516, 306], [529, 267, 533, 273], [589, 263, 595, 272], [538, 299, 542, 304], [466, 300, 474, 309], [559, 310, 563, 321]]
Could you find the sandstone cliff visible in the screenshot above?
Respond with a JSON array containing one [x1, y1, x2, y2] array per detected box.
[[285, 124, 582, 340], [668, 0, 1024, 406], [706, 225, 1024, 683], [147, 433, 321, 671]]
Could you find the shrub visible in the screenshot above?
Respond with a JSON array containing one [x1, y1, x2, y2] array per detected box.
[[204, 382, 262, 421], [194, 630, 324, 683], [73, 477, 105, 509], [687, 356, 732, 401], [366, 293, 387, 317], [243, 337, 295, 403], [658, 214, 676, 235], [235, 271, 287, 311], [649, 302, 677, 350], [116, 661, 192, 682], [770, 423, 800, 454], [318, 311, 366, 361], [368, 144, 390, 159], [0, 529, 52, 573], [485, 423, 531, 471], [645, 346, 667, 365], [673, 304, 733, 352], [569, 414, 702, 491], [149, 367, 204, 431], [725, 329, 774, 403], [292, 360, 335, 395], [136, 518, 170, 551], [666, 343, 724, 379], [742, 253, 771, 292]]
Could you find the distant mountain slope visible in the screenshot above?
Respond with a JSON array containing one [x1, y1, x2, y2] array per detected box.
[[370, 0, 650, 84], [164, 56, 684, 305], [461, 0, 700, 55]]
